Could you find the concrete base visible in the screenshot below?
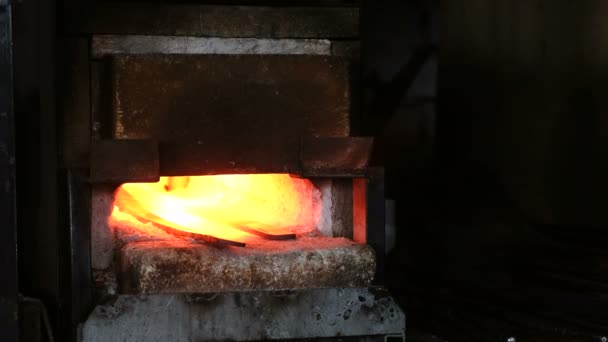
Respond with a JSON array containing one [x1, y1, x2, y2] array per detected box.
[[81, 288, 405, 342]]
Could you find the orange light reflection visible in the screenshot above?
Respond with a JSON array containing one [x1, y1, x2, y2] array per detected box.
[[112, 174, 318, 243]]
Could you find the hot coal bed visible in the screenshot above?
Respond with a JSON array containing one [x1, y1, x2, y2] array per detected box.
[[60, 4, 405, 341]]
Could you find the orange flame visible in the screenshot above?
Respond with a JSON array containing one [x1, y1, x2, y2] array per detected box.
[[112, 174, 319, 243]]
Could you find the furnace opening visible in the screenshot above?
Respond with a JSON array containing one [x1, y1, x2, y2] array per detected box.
[[112, 174, 321, 245], [94, 172, 375, 295]]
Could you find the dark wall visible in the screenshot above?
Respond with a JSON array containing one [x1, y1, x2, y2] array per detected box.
[[439, 0, 608, 224], [366, 1, 608, 340], [13, 0, 71, 340], [362, 0, 437, 207]]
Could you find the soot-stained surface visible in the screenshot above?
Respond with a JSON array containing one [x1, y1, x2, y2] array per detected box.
[[111, 210, 375, 294], [118, 236, 375, 294]]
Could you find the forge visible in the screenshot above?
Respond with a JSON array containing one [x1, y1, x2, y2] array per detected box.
[[98, 174, 376, 294], [52, 4, 406, 341]]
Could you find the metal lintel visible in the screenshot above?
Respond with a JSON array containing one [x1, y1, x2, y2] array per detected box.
[[158, 140, 300, 176], [88, 137, 374, 180], [91, 35, 332, 58]]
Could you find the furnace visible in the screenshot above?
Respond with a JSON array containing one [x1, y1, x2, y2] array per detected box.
[[100, 174, 376, 294], [59, 4, 405, 341]]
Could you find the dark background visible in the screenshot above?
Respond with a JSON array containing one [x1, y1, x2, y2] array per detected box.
[[3, 0, 608, 341], [367, 1, 608, 341]]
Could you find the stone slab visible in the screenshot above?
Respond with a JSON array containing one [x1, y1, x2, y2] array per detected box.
[[81, 288, 405, 342], [109, 54, 350, 140], [119, 237, 375, 294], [106, 54, 351, 176], [92, 35, 332, 58]]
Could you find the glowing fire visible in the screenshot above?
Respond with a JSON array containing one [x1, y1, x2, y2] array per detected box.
[[112, 174, 319, 243]]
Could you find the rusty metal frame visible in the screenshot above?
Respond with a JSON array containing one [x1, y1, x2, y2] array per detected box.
[[353, 168, 386, 283], [66, 169, 93, 330]]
